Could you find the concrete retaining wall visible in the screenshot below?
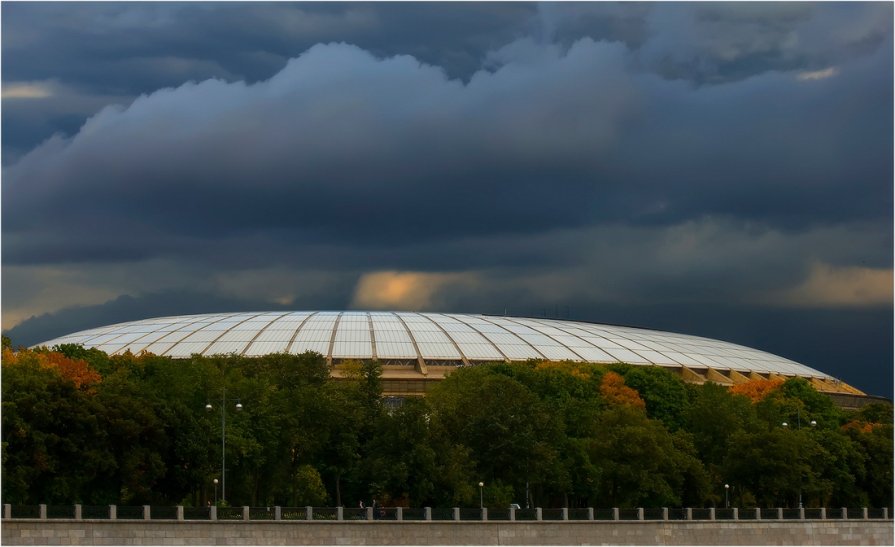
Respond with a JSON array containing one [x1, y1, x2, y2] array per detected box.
[[2, 519, 893, 545]]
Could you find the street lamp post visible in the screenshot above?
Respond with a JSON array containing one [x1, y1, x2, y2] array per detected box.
[[478, 482, 484, 509], [213, 478, 219, 506], [782, 408, 816, 509], [206, 387, 243, 505], [724, 484, 729, 509]]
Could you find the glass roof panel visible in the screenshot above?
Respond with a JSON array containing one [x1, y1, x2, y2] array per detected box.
[[520, 321, 568, 336], [105, 332, 153, 344], [639, 340, 674, 351], [433, 321, 474, 333], [611, 338, 652, 351], [416, 342, 462, 360], [205, 341, 250, 355], [81, 333, 123, 345], [215, 329, 258, 343], [244, 340, 290, 356], [112, 324, 158, 334], [290, 339, 330, 355], [101, 344, 126, 355], [335, 323, 371, 342], [556, 327, 593, 337], [231, 321, 273, 331], [684, 353, 721, 368], [490, 341, 541, 360], [567, 346, 615, 362], [536, 345, 581, 360], [375, 341, 417, 359], [549, 334, 591, 348], [481, 332, 526, 346], [142, 342, 175, 355], [454, 342, 503, 360], [406, 330, 451, 344], [450, 332, 492, 345], [487, 321, 538, 335], [179, 330, 223, 343], [603, 348, 650, 364], [516, 333, 556, 347], [294, 328, 334, 342], [254, 330, 296, 343], [582, 337, 623, 349], [728, 356, 760, 370], [707, 354, 739, 368], [164, 342, 209, 357], [332, 340, 373, 358], [635, 350, 679, 365]]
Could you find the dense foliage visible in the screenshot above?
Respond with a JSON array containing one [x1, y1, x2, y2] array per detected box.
[[2, 339, 892, 509]]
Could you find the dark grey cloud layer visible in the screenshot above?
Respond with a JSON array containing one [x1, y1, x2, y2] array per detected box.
[[5, 36, 891, 263], [2, 3, 892, 396], [4, 3, 891, 157]]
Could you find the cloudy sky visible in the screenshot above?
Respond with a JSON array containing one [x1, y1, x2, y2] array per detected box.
[[3, 2, 892, 396]]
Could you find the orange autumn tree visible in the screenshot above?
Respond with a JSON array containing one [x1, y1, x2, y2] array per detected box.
[[729, 377, 785, 402], [841, 421, 878, 434], [2, 347, 101, 390], [599, 370, 646, 409]]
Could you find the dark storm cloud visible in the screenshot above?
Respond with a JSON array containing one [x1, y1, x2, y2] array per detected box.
[[4, 38, 639, 264], [4, 3, 891, 157], [0, 0, 532, 160], [5, 32, 891, 266], [2, 3, 531, 92]]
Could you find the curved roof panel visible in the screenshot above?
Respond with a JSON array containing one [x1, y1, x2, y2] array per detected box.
[[35, 311, 831, 379]]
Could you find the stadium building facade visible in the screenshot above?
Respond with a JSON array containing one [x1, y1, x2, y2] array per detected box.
[[37, 311, 868, 405]]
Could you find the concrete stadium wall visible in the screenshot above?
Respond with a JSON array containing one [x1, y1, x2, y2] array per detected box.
[[2, 519, 893, 545]]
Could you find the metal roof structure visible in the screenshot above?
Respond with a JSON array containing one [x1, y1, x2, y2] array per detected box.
[[38, 311, 830, 379]]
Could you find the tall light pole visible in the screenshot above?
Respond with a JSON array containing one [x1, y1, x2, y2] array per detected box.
[[478, 482, 484, 509], [782, 408, 816, 509], [213, 478, 219, 506], [206, 387, 243, 505], [724, 484, 729, 509]]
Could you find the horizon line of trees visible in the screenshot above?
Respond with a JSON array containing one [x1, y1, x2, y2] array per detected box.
[[2, 338, 892, 509]]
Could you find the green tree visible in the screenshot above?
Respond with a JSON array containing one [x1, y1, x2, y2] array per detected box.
[[848, 423, 894, 508], [723, 428, 829, 507], [616, 365, 690, 431], [428, 367, 565, 506], [291, 464, 329, 506], [683, 382, 758, 480], [2, 355, 114, 503], [361, 397, 438, 505], [587, 405, 689, 507]]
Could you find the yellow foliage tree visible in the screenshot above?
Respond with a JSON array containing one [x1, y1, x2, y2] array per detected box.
[[729, 377, 785, 402], [534, 360, 592, 380]]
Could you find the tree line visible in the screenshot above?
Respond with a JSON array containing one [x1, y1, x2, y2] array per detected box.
[[2, 338, 891, 509]]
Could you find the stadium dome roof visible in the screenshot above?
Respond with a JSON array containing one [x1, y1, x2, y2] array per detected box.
[[39, 311, 830, 379]]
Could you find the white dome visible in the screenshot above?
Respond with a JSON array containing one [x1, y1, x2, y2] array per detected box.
[[36, 311, 829, 379]]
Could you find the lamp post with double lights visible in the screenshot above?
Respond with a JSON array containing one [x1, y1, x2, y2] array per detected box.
[[782, 408, 816, 509], [206, 387, 243, 505]]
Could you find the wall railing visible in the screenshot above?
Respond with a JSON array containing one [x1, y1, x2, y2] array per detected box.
[[2, 504, 890, 522]]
